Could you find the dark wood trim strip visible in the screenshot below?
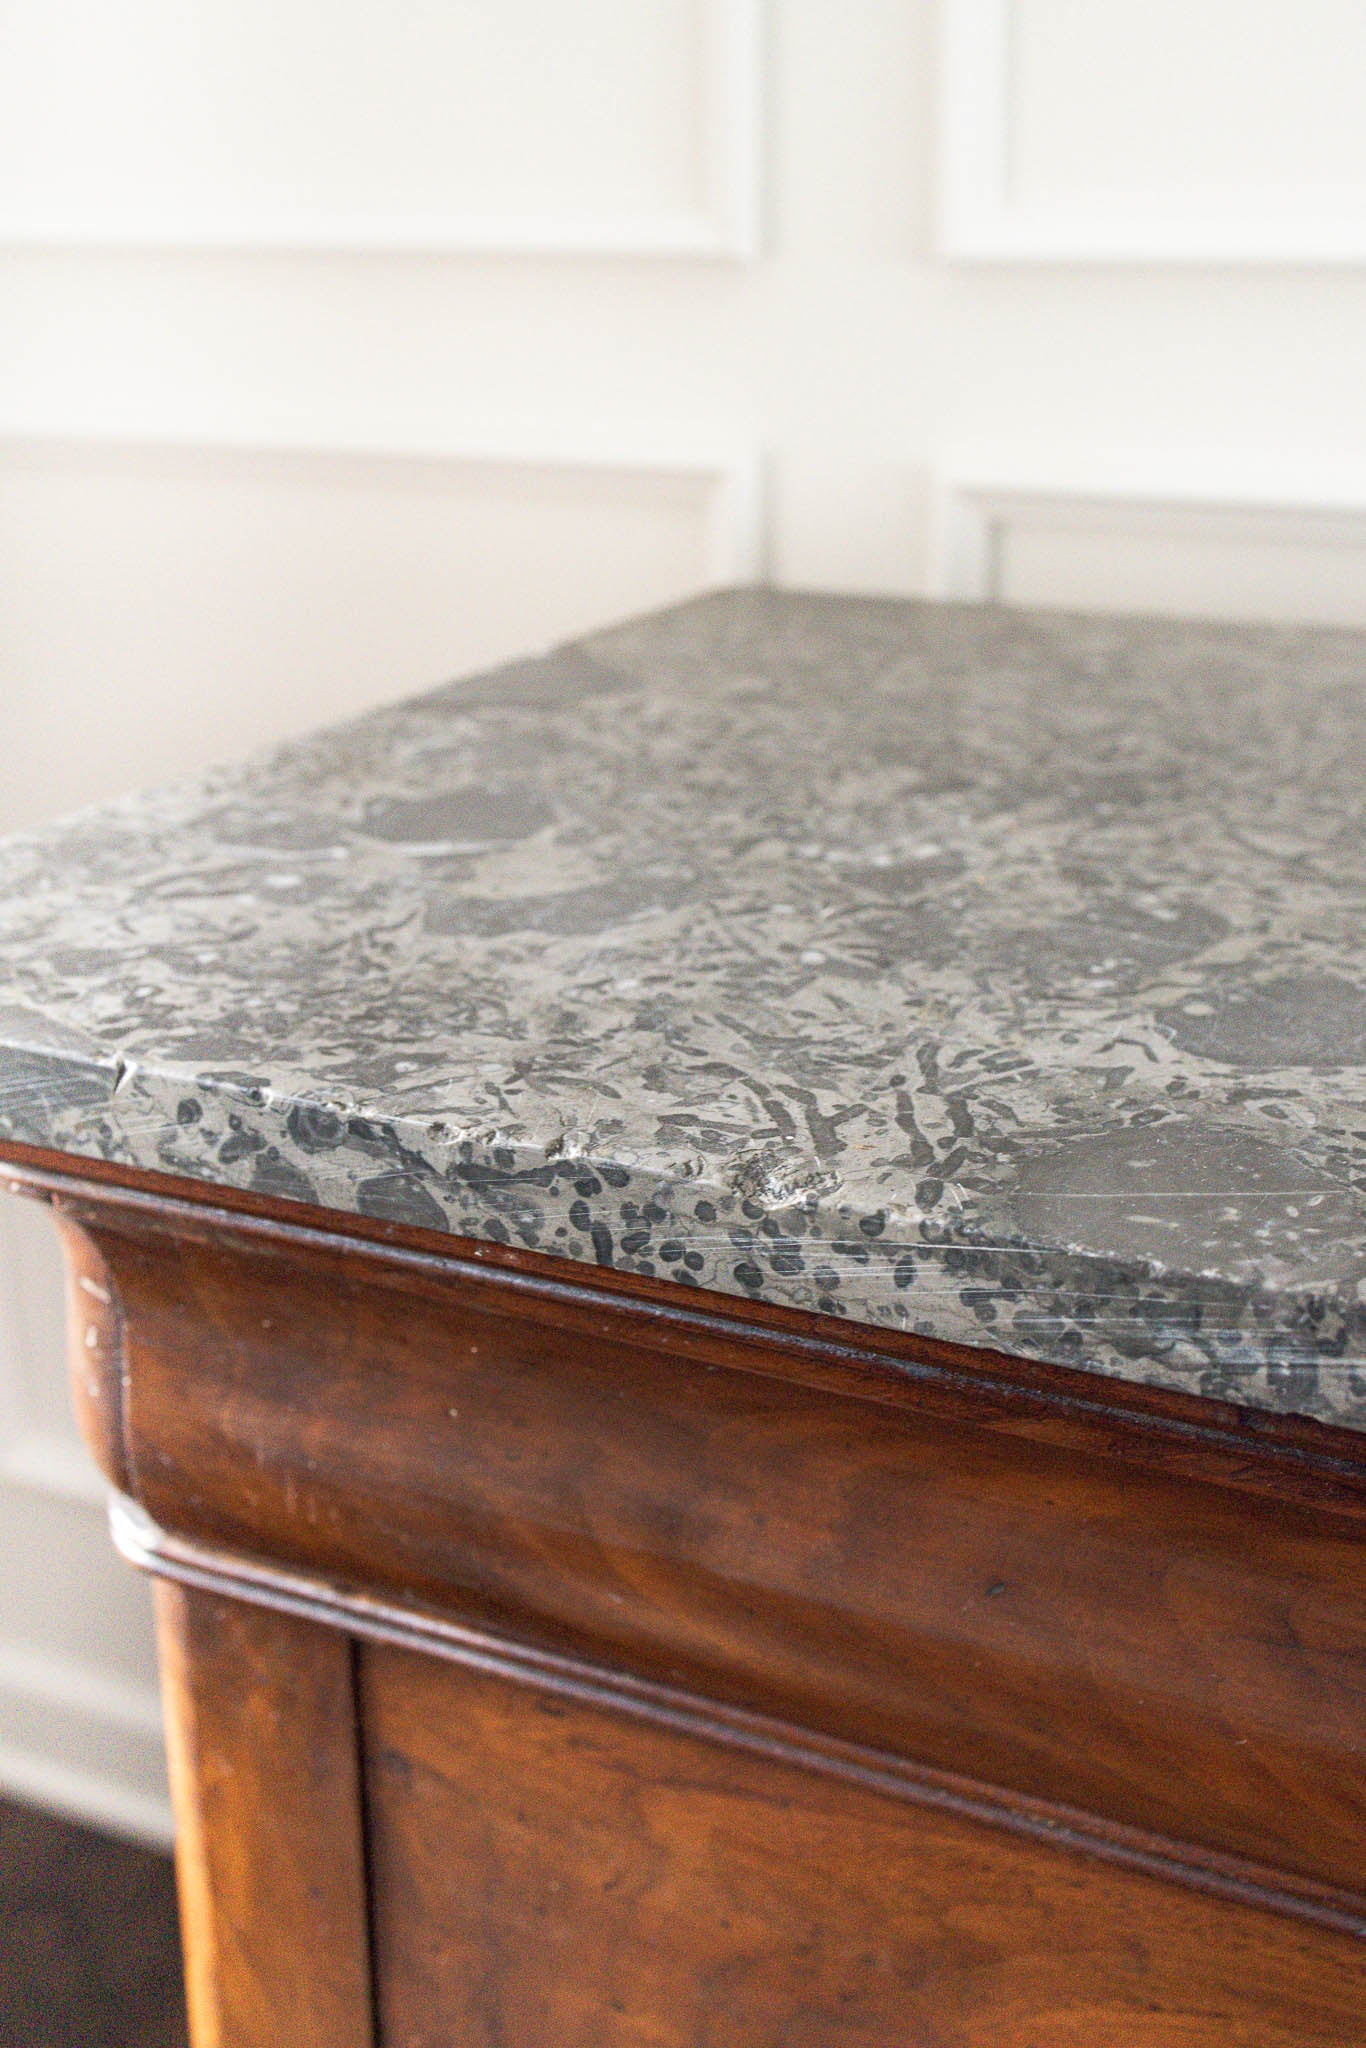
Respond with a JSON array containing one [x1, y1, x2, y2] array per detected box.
[[4, 1140, 1365, 1502], [348, 1635, 386, 2048], [111, 1494, 1366, 1943]]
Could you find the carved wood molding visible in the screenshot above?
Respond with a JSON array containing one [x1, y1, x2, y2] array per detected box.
[[111, 1496, 1366, 1941]]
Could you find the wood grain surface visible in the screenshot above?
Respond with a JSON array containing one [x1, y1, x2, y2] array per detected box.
[[75, 1197, 1366, 1906], [360, 1640, 1366, 2048], [1, 1141, 1362, 2046], [155, 1583, 374, 2048]]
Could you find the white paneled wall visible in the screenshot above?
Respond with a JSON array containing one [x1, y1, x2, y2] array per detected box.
[[0, 1197, 171, 1841], [2, 0, 1366, 1841], [0, 436, 758, 828], [0, 0, 761, 253], [930, 465, 1366, 622], [941, 0, 1366, 262]]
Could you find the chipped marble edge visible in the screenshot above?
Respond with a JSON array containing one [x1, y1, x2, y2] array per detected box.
[[4, 1041, 1364, 1437]]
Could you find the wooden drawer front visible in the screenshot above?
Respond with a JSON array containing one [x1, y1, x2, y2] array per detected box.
[[359, 1640, 1366, 2048], [89, 1211, 1366, 1904]]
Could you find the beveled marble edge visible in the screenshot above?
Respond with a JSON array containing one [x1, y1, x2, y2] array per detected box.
[[4, 1031, 1361, 1434]]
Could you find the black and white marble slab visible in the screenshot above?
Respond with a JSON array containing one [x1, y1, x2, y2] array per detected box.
[[0, 590, 1363, 1428]]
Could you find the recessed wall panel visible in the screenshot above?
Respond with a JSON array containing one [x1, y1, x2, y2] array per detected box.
[[0, 438, 750, 829], [0, 0, 754, 250], [1013, 0, 1366, 208], [940, 0, 1366, 259], [997, 512, 1366, 628], [937, 478, 1366, 627]]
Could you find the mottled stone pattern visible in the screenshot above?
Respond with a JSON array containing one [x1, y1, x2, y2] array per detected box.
[[0, 590, 1363, 1428]]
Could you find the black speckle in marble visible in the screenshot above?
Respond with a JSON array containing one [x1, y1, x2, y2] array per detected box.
[[0, 589, 1364, 1429]]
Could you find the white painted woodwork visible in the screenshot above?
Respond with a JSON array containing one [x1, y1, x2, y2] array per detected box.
[[931, 464, 1366, 623], [0, 437, 757, 830], [0, 0, 760, 254], [940, 0, 1366, 261]]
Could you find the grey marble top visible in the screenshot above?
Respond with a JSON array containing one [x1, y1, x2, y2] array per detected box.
[[0, 590, 1363, 1430]]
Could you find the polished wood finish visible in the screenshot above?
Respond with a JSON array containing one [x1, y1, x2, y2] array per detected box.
[[53, 1211, 130, 1495], [55, 1184, 1366, 1907], [360, 1641, 1366, 2048], [5, 1132, 1362, 1486], [113, 1501, 1366, 1938], [1, 1136, 1363, 2043], [154, 1582, 374, 2048]]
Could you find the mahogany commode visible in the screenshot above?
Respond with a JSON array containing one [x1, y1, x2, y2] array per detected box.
[[0, 590, 1363, 2044]]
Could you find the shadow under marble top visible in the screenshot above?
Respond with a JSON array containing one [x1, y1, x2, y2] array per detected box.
[[0, 589, 1363, 1430]]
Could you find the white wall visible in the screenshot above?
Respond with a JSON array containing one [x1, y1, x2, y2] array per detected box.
[[2, 0, 1366, 1843]]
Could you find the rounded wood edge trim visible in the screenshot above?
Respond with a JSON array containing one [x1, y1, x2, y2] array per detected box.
[[50, 1209, 130, 1493], [109, 1494, 1366, 1943], [5, 1136, 1365, 1485]]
